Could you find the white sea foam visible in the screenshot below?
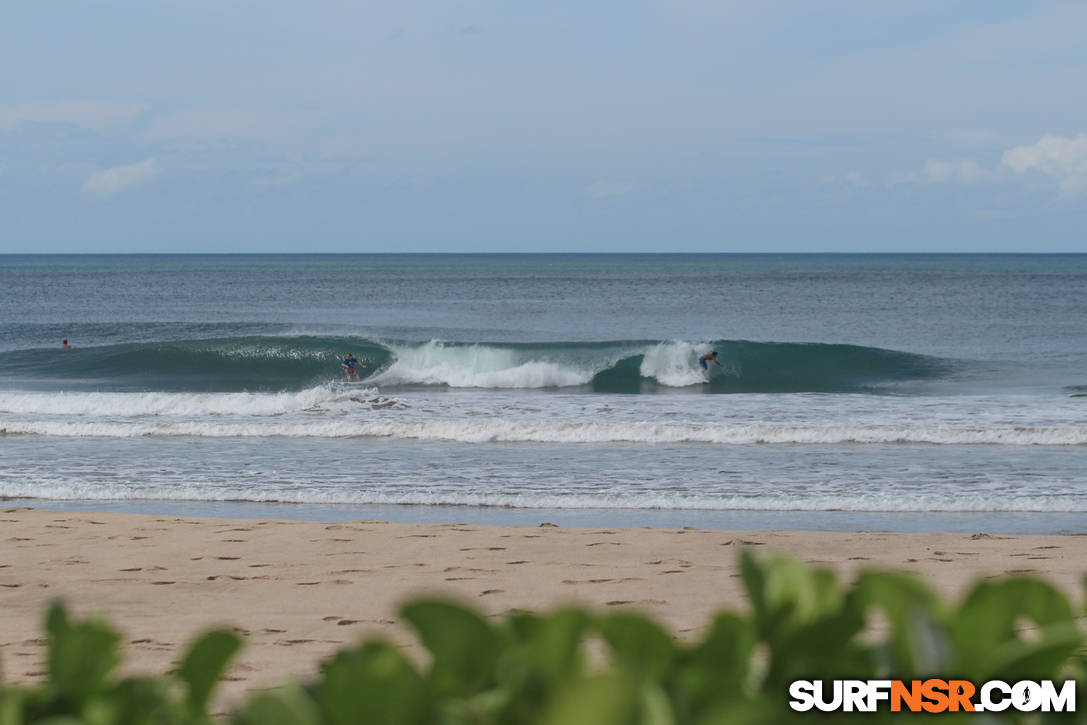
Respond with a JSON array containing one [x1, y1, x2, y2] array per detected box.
[[372, 341, 596, 388], [365, 340, 726, 389], [3, 480, 1085, 512], [0, 386, 375, 418], [639, 341, 713, 386], [2, 418, 1084, 445]]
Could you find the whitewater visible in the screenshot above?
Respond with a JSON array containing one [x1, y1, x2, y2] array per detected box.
[[1, 387, 1085, 446]]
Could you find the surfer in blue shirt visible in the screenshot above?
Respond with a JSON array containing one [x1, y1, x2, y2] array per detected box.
[[699, 351, 722, 372], [341, 353, 364, 381]]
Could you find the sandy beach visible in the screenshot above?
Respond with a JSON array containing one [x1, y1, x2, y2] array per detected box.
[[2, 507, 1086, 705]]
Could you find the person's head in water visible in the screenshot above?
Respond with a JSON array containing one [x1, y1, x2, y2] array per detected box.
[[709, 351, 717, 359], [62, 339, 71, 349]]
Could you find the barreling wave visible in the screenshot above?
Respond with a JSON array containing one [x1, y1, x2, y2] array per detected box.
[[0, 335, 953, 393]]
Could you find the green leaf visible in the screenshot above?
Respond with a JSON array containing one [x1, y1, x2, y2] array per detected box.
[[314, 641, 429, 725], [233, 684, 321, 725], [177, 629, 243, 714], [494, 609, 591, 723], [501, 608, 589, 684], [599, 612, 676, 683], [739, 551, 844, 644], [673, 613, 754, 719], [951, 577, 1082, 680], [850, 570, 948, 675], [107, 676, 180, 724], [44, 602, 122, 704], [542, 673, 640, 725], [401, 599, 501, 697]]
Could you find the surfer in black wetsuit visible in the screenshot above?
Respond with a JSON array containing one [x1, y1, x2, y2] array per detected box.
[[341, 353, 364, 381]]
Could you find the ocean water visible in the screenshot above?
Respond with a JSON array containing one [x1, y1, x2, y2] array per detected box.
[[1, 254, 1084, 533]]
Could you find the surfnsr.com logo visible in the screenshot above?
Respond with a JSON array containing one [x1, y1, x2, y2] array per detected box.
[[789, 679, 1076, 714]]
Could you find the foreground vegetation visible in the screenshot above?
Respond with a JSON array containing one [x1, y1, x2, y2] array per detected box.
[[2, 551, 1085, 723]]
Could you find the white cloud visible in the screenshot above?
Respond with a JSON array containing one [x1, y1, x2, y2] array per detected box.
[[584, 180, 636, 199], [83, 159, 159, 196], [1002, 134, 1087, 195], [888, 159, 989, 186], [0, 100, 148, 131]]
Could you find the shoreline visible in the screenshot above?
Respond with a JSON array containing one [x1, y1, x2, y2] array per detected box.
[[3, 507, 1086, 706], [6, 498, 1087, 536]]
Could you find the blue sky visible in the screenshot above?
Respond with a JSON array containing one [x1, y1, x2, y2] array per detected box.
[[2, 1, 1086, 252]]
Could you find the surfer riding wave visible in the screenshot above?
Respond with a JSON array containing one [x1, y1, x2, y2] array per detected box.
[[341, 353, 364, 381]]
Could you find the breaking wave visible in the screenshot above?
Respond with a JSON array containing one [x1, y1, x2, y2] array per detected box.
[[0, 336, 954, 393], [1, 418, 1083, 446]]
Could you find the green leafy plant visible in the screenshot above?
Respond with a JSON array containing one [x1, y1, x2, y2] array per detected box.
[[1, 550, 1084, 724]]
